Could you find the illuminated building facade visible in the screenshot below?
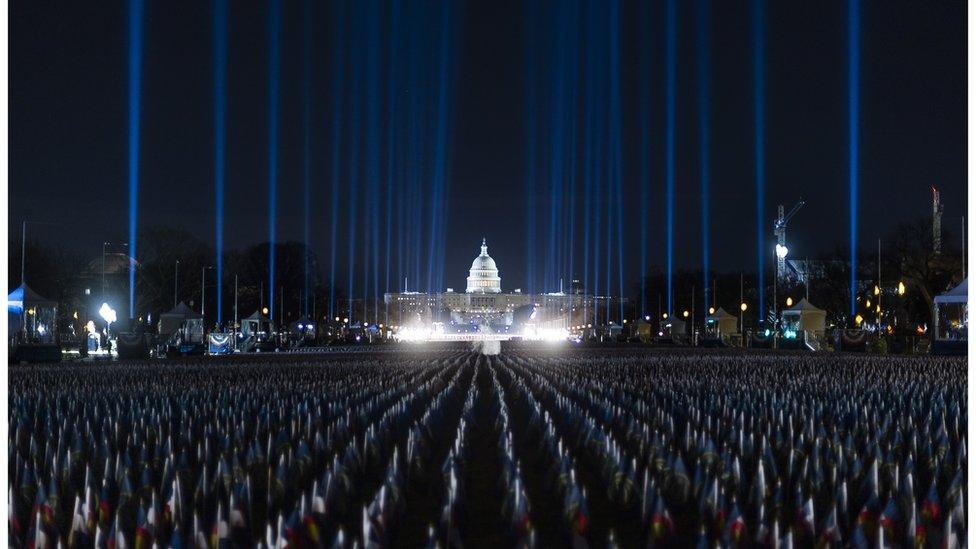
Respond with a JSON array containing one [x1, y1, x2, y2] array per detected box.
[[384, 239, 599, 332]]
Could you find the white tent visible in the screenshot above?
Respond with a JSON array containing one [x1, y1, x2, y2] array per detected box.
[[664, 318, 687, 337], [705, 307, 738, 335], [241, 310, 273, 338], [781, 298, 826, 335], [934, 278, 967, 341]]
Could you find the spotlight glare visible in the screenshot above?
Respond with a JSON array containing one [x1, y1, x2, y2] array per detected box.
[[99, 303, 118, 324]]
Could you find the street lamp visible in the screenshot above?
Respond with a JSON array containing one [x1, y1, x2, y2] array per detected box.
[[201, 266, 214, 320], [786, 297, 793, 307], [897, 281, 906, 296], [174, 260, 180, 307]]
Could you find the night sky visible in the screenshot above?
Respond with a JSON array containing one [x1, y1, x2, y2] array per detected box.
[[10, 0, 966, 297]]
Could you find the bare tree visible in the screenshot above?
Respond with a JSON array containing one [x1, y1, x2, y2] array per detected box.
[[886, 217, 961, 340]]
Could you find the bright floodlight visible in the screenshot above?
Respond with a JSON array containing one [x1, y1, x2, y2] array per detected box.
[[99, 303, 117, 324], [775, 244, 789, 259]]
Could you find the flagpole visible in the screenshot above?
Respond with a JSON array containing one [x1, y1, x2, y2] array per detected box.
[[234, 274, 239, 350]]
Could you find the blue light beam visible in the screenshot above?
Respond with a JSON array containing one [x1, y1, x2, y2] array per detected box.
[[753, 0, 766, 318], [328, 0, 345, 319], [214, 0, 227, 324], [302, 0, 312, 317], [698, 0, 711, 318], [665, 0, 676, 315], [267, 0, 281, 320], [127, 0, 143, 319], [848, 0, 860, 316]]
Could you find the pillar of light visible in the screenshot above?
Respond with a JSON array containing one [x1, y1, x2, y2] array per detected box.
[[595, 3, 606, 326], [346, 0, 362, 320], [698, 0, 711, 320], [581, 40, 593, 324], [213, 0, 227, 325], [328, 0, 345, 320], [432, 2, 455, 294], [562, 0, 580, 297], [267, 0, 281, 321], [565, 35, 578, 303], [638, 0, 652, 318], [546, 39, 565, 294], [524, 0, 538, 296], [384, 0, 400, 324], [610, 0, 625, 322], [302, 0, 312, 318], [127, 0, 143, 319], [753, 0, 766, 318], [364, 0, 380, 324], [665, 0, 676, 315], [848, 0, 860, 316]]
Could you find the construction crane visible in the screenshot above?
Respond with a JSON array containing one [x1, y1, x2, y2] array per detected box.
[[774, 200, 805, 282]]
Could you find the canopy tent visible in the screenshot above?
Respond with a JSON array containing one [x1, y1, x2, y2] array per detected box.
[[8, 284, 58, 312], [780, 298, 826, 334], [934, 278, 967, 341], [663, 318, 686, 337], [705, 307, 738, 335], [934, 278, 967, 305], [158, 302, 203, 336], [241, 310, 273, 339], [8, 284, 58, 342]]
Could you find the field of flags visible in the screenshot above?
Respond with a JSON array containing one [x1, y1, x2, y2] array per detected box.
[[8, 348, 967, 547]]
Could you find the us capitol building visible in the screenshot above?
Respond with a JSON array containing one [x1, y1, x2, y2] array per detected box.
[[384, 239, 600, 332]]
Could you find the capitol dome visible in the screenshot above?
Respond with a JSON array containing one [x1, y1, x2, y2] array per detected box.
[[466, 238, 501, 294]]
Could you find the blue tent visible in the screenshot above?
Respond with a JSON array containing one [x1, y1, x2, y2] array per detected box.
[[8, 284, 58, 341]]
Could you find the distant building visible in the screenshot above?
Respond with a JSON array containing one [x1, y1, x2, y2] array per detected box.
[[384, 239, 603, 331], [79, 252, 139, 311]]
